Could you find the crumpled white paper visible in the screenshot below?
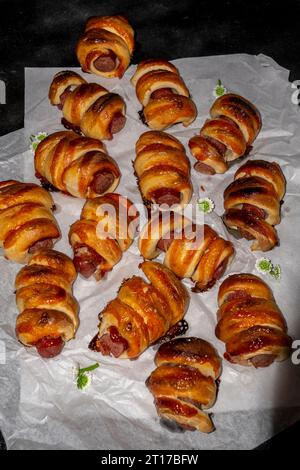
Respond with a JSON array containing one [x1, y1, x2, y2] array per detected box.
[[1, 54, 300, 450]]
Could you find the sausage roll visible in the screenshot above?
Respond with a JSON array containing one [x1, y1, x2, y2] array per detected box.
[[89, 261, 189, 359], [0, 180, 60, 263], [134, 131, 193, 208], [34, 131, 121, 198], [223, 160, 286, 251], [131, 59, 197, 130], [146, 337, 222, 433], [189, 93, 262, 174], [216, 274, 292, 367], [76, 15, 134, 78], [15, 249, 79, 358], [69, 193, 139, 280], [139, 211, 235, 292], [49, 70, 126, 140]]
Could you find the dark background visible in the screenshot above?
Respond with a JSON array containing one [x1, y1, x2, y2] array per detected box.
[[1, 0, 300, 136], [0, 0, 299, 449]]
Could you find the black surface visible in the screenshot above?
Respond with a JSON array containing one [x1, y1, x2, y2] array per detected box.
[[1, 0, 300, 136], [256, 419, 300, 450], [0, 0, 300, 450]]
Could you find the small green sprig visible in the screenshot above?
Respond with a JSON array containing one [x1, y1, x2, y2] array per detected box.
[[76, 362, 100, 390], [255, 257, 281, 281], [29, 132, 48, 152], [213, 79, 227, 98], [197, 197, 215, 214], [270, 264, 281, 281]]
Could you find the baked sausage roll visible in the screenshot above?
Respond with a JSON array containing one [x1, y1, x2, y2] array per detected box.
[[131, 59, 197, 130], [134, 131, 193, 208], [15, 249, 79, 358], [146, 337, 222, 433], [76, 15, 134, 78], [89, 261, 189, 359], [139, 211, 235, 292], [216, 274, 292, 367], [189, 93, 262, 174], [49, 71, 126, 140], [223, 160, 286, 251], [0, 180, 60, 263], [34, 131, 121, 198], [69, 193, 139, 280]]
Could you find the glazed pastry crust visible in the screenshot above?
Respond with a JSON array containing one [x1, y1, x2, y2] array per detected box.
[[146, 337, 221, 433], [131, 59, 197, 130], [49, 71, 126, 140], [234, 159, 286, 200], [81, 193, 139, 251], [189, 93, 262, 174], [15, 249, 79, 347], [134, 131, 193, 208], [223, 160, 286, 251], [223, 209, 279, 251], [210, 93, 262, 145], [0, 181, 60, 263], [142, 94, 197, 130], [139, 213, 235, 292], [188, 135, 228, 174], [200, 118, 246, 161], [218, 273, 273, 306], [48, 71, 86, 106], [136, 70, 189, 106], [76, 15, 134, 78], [131, 59, 179, 86], [224, 176, 280, 225], [216, 274, 292, 367], [35, 131, 121, 198], [90, 261, 189, 359], [69, 193, 138, 280]]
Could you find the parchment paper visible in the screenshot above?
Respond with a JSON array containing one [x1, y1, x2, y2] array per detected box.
[[1, 54, 300, 450]]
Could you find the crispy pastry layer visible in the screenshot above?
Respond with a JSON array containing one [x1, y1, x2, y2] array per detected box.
[[49, 71, 126, 140], [76, 15, 134, 78], [131, 59, 197, 130], [223, 160, 286, 251], [69, 193, 138, 281], [134, 131, 193, 208], [89, 261, 189, 359], [34, 130, 121, 198], [15, 249, 79, 355], [216, 273, 292, 367], [0, 180, 60, 263], [139, 212, 235, 292], [189, 93, 262, 174], [146, 337, 221, 433]]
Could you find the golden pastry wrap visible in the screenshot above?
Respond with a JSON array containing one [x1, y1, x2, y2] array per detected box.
[[216, 273, 292, 367], [0, 180, 60, 263], [76, 15, 134, 78], [146, 337, 222, 433], [189, 93, 262, 174], [15, 249, 79, 358], [139, 211, 235, 292], [49, 70, 126, 140], [131, 59, 197, 130], [69, 193, 139, 280], [34, 131, 120, 198], [223, 160, 286, 251], [134, 131, 193, 208], [89, 261, 189, 359]]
